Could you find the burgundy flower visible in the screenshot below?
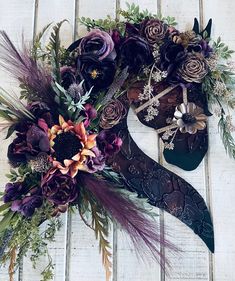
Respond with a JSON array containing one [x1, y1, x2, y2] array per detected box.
[[8, 119, 50, 166], [11, 193, 43, 217], [97, 130, 122, 157], [83, 104, 97, 127], [111, 29, 122, 48], [120, 35, 153, 73], [79, 29, 115, 60], [3, 182, 27, 203], [84, 146, 105, 173], [41, 171, 78, 205]]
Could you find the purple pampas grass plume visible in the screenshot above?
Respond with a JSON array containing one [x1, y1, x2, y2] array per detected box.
[[80, 173, 180, 271], [0, 31, 53, 103]]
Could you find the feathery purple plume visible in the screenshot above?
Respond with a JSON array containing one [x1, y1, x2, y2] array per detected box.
[[80, 174, 180, 271], [0, 31, 53, 103]]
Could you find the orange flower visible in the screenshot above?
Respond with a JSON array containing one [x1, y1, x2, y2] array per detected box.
[[48, 116, 96, 177]]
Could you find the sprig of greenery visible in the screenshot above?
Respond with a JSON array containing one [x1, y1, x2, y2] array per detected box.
[[46, 20, 68, 82], [218, 114, 235, 158], [213, 37, 235, 59], [32, 23, 52, 61], [0, 202, 61, 281], [78, 187, 112, 281], [52, 81, 92, 121], [79, 16, 125, 34]]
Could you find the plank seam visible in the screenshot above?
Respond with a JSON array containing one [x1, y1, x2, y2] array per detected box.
[[32, 0, 39, 43], [65, 2, 79, 280], [65, 212, 72, 281], [73, 0, 80, 40], [18, 1, 39, 279], [199, 1, 214, 280]]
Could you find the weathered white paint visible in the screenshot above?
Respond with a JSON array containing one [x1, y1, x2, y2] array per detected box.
[[0, 1, 234, 281]]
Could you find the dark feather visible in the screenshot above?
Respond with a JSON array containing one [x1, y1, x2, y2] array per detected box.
[[0, 31, 53, 103], [80, 174, 180, 271]]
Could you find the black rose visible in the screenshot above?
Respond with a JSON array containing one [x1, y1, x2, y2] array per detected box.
[[120, 35, 153, 73]]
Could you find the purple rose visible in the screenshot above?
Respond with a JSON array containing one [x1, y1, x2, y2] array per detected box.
[[79, 29, 115, 60], [120, 35, 153, 73], [3, 182, 26, 203], [85, 146, 105, 173], [41, 172, 78, 205], [11, 194, 43, 217], [97, 130, 122, 157]]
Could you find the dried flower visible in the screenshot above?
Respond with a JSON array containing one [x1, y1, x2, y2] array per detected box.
[[141, 19, 167, 45], [178, 53, 208, 83], [174, 102, 207, 134], [139, 84, 153, 101], [164, 142, 175, 150], [100, 99, 126, 129], [213, 80, 229, 97], [29, 153, 52, 173]]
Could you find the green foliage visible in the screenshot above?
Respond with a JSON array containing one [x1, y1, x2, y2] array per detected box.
[[79, 3, 177, 33], [6, 164, 33, 182], [0, 202, 61, 281], [46, 20, 68, 82], [213, 37, 234, 59], [52, 81, 92, 121], [79, 15, 125, 34], [32, 23, 52, 61], [218, 114, 235, 159]]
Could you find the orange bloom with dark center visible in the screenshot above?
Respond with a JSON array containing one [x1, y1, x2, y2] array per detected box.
[[49, 116, 96, 177]]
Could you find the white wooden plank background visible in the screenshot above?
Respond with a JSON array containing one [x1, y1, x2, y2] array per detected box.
[[0, 0, 235, 280]]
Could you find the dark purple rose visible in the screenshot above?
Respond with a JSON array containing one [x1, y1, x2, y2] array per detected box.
[[3, 182, 26, 203], [77, 54, 116, 91], [26, 123, 50, 153], [8, 119, 50, 167], [83, 104, 97, 127], [27, 102, 55, 128], [41, 171, 78, 205], [79, 29, 115, 60], [120, 35, 153, 73], [60, 66, 76, 89], [159, 40, 187, 79], [11, 195, 43, 217], [85, 146, 105, 173], [97, 130, 122, 157]]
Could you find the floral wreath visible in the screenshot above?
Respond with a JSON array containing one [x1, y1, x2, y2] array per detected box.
[[0, 3, 234, 280]]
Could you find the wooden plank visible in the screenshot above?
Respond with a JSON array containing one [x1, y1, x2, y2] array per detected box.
[[20, 1, 74, 281], [203, 1, 235, 280], [116, 2, 162, 281], [68, 1, 116, 280], [0, 1, 35, 280], [161, 1, 210, 280]]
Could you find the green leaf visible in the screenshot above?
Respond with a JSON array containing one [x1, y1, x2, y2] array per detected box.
[[5, 124, 16, 139], [0, 211, 15, 233], [0, 202, 11, 213]]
